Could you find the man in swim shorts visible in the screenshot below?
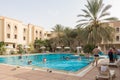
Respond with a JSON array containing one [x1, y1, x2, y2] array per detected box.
[[92, 46, 100, 66]]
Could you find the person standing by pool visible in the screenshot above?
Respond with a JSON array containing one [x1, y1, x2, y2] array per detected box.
[[112, 47, 118, 62], [108, 48, 114, 63], [92, 46, 100, 66]]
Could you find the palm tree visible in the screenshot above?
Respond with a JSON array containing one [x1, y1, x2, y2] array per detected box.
[[17, 44, 24, 54], [77, 0, 118, 45], [52, 24, 64, 46], [34, 39, 46, 52], [61, 27, 79, 51], [75, 27, 83, 46], [62, 27, 72, 46]]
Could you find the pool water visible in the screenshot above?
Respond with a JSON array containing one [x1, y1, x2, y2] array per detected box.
[[0, 53, 93, 72]]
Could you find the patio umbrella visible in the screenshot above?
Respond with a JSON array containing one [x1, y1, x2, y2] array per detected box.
[[5, 46, 13, 54], [56, 46, 61, 49], [76, 46, 82, 55], [24, 45, 30, 49], [76, 46, 82, 49], [40, 46, 46, 49], [64, 47, 70, 49], [40, 46, 46, 53], [24, 45, 30, 54]]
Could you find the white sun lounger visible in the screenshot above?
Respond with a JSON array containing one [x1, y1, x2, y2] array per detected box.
[[96, 65, 115, 80], [109, 59, 120, 67]]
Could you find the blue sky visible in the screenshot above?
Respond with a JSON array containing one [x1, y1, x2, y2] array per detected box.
[[0, 0, 119, 31]]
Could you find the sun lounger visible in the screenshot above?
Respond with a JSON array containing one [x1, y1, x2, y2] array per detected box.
[[109, 59, 120, 67], [96, 65, 115, 80]]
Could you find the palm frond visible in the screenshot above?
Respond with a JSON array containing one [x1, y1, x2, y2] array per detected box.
[[76, 22, 89, 28], [101, 5, 112, 14], [77, 19, 89, 22], [99, 12, 110, 19], [103, 17, 118, 21]]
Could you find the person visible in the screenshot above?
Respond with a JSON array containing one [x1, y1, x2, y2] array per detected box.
[[92, 46, 100, 66], [85, 53, 90, 59], [47, 69, 52, 73], [65, 56, 69, 60], [18, 54, 22, 59], [112, 47, 118, 62], [28, 60, 32, 65], [43, 58, 47, 63], [108, 48, 114, 63]]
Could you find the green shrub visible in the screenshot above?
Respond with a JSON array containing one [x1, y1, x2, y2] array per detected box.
[[79, 54, 85, 56], [83, 44, 95, 54]]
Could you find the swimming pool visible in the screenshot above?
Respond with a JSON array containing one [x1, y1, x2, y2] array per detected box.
[[0, 53, 93, 72]]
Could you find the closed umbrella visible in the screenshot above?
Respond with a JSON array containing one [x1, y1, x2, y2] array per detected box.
[[76, 46, 82, 55]]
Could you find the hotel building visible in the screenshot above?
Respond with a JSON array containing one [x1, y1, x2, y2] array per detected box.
[[0, 16, 47, 50], [101, 21, 120, 53]]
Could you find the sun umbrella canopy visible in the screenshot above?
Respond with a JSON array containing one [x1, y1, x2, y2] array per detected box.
[[40, 46, 46, 49], [24, 45, 30, 48], [56, 46, 61, 49], [64, 47, 70, 49], [76, 46, 82, 49]]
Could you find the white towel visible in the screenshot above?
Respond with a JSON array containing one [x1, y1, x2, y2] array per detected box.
[[101, 66, 107, 72]]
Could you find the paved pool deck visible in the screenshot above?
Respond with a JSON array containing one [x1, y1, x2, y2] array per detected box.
[[0, 59, 120, 80]]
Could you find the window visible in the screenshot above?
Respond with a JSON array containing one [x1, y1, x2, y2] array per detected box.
[[116, 36, 119, 41], [23, 36, 26, 40], [7, 34, 10, 38], [13, 44, 15, 48], [40, 31, 41, 34], [15, 26, 17, 30], [7, 24, 10, 29], [36, 31, 38, 34], [44, 33, 46, 36], [36, 37, 38, 40], [47, 34, 51, 37], [116, 28, 119, 32], [24, 28, 26, 32], [14, 35, 17, 39], [40, 31, 42, 36]]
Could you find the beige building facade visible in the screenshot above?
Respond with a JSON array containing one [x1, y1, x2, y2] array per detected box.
[[0, 16, 46, 50], [100, 21, 120, 53]]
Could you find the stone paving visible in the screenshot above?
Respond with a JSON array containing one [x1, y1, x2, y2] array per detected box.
[[0, 59, 120, 80]]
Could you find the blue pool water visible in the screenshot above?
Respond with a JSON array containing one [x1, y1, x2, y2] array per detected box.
[[0, 53, 93, 72]]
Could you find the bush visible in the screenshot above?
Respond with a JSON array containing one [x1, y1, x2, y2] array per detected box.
[[79, 54, 85, 56], [83, 44, 95, 54]]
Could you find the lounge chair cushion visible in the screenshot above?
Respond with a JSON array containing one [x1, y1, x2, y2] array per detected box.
[[110, 70, 115, 77], [99, 66, 109, 76], [96, 66, 115, 80], [109, 59, 120, 67], [101, 65, 107, 72]]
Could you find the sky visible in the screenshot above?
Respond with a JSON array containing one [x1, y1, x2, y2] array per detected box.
[[0, 0, 119, 31]]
